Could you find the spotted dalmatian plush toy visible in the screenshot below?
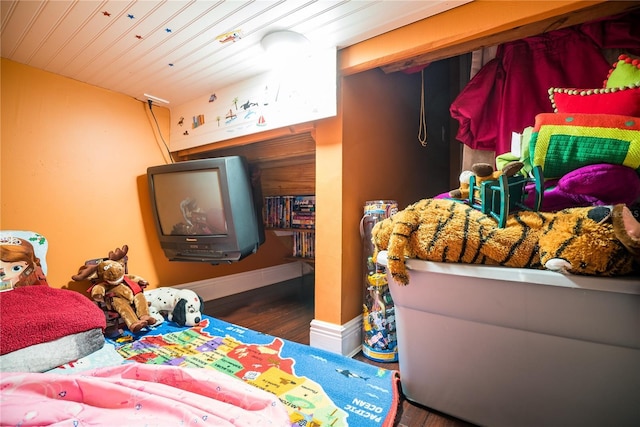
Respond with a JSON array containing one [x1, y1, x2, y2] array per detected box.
[[143, 288, 204, 327]]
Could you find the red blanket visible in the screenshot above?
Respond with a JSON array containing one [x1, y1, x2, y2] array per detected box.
[[0, 286, 105, 355]]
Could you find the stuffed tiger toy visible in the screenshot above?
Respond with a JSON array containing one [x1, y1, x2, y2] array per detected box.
[[372, 198, 640, 285]]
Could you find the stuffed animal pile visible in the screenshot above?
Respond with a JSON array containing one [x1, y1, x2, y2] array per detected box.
[[72, 245, 156, 333], [449, 54, 640, 213], [372, 198, 640, 285], [72, 245, 206, 333]]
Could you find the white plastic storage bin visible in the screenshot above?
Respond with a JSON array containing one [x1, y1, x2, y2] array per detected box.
[[377, 251, 640, 427]]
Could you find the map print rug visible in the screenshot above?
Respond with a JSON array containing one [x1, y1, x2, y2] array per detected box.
[[111, 315, 400, 427]]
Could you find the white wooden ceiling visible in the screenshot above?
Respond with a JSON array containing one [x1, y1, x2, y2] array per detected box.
[[1, 0, 471, 106]]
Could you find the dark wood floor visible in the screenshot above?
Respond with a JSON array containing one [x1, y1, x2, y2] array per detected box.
[[204, 275, 476, 427]]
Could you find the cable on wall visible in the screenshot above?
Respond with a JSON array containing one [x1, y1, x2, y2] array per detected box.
[[146, 99, 174, 163], [417, 69, 427, 146]]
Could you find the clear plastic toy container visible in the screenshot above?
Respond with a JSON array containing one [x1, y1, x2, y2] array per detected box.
[[360, 200, 398, 362]]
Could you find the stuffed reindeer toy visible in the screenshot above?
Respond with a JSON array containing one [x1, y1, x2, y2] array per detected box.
[[72, 245, 156, 333]]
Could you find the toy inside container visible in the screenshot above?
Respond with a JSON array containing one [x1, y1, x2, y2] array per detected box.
[[360, 200, 398, 362]]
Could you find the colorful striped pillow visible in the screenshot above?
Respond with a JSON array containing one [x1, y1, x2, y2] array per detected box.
[[529, 113, 640, 179]]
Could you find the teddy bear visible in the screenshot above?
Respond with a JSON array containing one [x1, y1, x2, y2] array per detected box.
[[72, 245, 156, 333], [372, 198, 640, 285]]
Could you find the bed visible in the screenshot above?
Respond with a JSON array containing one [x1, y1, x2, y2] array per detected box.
[[0, 233, 400, 427], [0, 286, 400, 427]]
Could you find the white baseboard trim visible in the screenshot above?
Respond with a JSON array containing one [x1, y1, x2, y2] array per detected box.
[[309, 315, 363, 357], [175, 261, 308, 302]]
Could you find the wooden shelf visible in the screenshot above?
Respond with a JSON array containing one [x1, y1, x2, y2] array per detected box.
[[267, 228, 315, 233], [285, 256, 315, 264], [267, 228, 315, 263], [176, 131, 316, 198], [265, 195, 315, 262]]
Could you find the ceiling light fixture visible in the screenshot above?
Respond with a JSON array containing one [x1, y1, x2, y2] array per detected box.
[[261, 30, 310, 56]]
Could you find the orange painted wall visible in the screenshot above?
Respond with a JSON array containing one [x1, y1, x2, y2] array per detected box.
[[314, 83, 345, 325], [1, 59, 291, 292], [315, 67, 452, 324]]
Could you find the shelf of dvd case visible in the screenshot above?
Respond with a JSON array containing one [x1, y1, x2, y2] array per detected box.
[[263, 195, 315, 230], [266, 228, 315, 261], [291, 228, 315, 260], [264, 195, 315, 261]]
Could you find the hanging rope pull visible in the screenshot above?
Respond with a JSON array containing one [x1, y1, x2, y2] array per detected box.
[[418, 69, 427, 146]]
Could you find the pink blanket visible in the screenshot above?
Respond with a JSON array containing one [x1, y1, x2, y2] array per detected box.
[[0, 286, 106, 355], [1, 363, 290, 426]]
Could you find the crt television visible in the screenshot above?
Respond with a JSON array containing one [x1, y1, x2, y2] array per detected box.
[[147, 156, 265, 264]]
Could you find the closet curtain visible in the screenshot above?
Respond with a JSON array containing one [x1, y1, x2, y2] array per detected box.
[[450, 11, 640, 156]]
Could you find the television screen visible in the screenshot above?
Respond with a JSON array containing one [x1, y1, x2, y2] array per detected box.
[[153, 169, 228, 237], [147, 156, 264, 264]]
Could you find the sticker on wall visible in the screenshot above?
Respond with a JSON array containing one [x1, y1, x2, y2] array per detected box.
[[169, 47, 337, 152], [216, 30, 242, 44], [240, 100, 257, 110], [192, 115, 205, 129], [240, 99, 258, 119], [225, 109, 237, 124]]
